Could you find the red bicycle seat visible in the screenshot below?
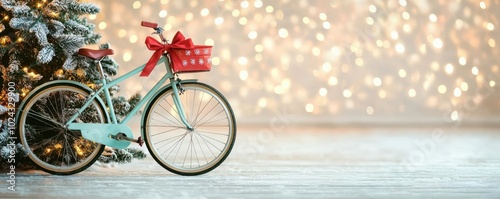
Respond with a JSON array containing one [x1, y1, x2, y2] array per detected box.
[[78, 48, 114, 60]]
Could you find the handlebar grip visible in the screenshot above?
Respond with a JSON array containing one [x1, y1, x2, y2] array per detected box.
[[141, 21, 158, 28]]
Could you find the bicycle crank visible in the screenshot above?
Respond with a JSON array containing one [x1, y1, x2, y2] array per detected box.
[[67, 123, 134, 149], [113, 133, 144, 147]]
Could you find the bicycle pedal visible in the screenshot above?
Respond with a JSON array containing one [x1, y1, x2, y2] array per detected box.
[[114, 133, 144, 147], [137, 136, 144, 147]]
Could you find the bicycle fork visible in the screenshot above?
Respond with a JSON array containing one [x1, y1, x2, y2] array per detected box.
[[170, 78, 194, 131]]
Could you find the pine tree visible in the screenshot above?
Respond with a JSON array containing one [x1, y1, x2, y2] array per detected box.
[[0, 0, 143, 168]]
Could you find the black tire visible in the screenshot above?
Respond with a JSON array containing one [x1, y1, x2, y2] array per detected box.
[[17, 82, 107, 175], [143, 82, 236, 176]]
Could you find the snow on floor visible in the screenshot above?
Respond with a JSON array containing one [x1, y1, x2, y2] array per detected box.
[[1, 126, 500, 198]]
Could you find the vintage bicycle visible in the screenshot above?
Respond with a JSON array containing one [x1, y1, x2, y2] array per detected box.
[[16, 21, 236, 176]]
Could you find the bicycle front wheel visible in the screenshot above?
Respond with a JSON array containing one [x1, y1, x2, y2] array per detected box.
[[143, 82, 236, 176], [17, 82, 107, 175]]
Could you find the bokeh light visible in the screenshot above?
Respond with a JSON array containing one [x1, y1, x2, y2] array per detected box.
[[89, 0, 500, 124]]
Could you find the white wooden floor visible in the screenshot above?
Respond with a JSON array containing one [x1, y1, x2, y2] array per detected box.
[[2, 126, 500, 198]]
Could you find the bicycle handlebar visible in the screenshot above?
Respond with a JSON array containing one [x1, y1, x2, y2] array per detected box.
[[141, 21, 158, 28], [142, 21, 168, 43]]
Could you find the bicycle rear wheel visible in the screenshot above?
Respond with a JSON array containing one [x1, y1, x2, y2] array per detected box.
[[143, 82, 236, 176], [17, 82, 107, 175]]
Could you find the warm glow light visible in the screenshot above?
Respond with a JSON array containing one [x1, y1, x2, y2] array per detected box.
[[254, 44, 264, 52], [399, 0, 407, 6], [132, 1, 141, 9], [460, 82, 469, 91], [316, 33, 325, 41], [240, 1, 250, 9], [451, 111, 459, 121], [211, 57, 220, 65], [265, 6, 274, 13], [328, 76, 338, 86], [399, 69, 407, 78], [429, 13, 437, 22], [433, 38, 443, 48], [378, 90, 386, 99], [373, 77, 382, 87], [366, 106, 374, 115], [343, 89, 352, 98], [319, 13, 327, 20], [254, 0, 263, 8], [305, 103, 314, 113], [319, 88, 328, 96], [159, 10, 168, 18], [200, 8, 209, 16], [239, 70, 248, 81], [302, 17, 310, 24], [237, 57, 248, 65], [129, 35, 138, 43], [488, 38, 496, 47], [391, 31, 399, 40], [215, 17, 224, 25], [408, 89, 416, 97], [123, 52, 132, 62], [486, 22, 495, 31], [248, 31, 258, 39], [438, 85, 447, 94], [322, 62, 332, 72], [395, 43, 405, 53], [278, 28, 289, 38], [366, 17, 374, 25], [453, 87, 462, 97], [458, 57, 466, 65], [82, 0, 500, 123], [480, 1, 486, 9], [118, 29, 127, 38], [402, 12, 410, 20], [98, 22, 106, 30], [258, 98, 267, 108], [472, 66, 479, 75], [445, 64, 454, 74], [239, 17, 248, 25]]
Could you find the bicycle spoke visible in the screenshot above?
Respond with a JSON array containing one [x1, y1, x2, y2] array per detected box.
[[195, 130, 229, 136], [194, 131, 217, 158], [182, 133, 193, 167], [194, 133, 208, 164], [195, 131, 226, 147], [145, 83, 235, 175], [194, 110, 227, 127], [27, 110, 63, 127], [192, 97, 213, 125], [151, 115, 183, 127], [153, 133, 185, 150], [19, 85, 105, 175], [192, 100, 219, 127], [159, 102, 184, 126]]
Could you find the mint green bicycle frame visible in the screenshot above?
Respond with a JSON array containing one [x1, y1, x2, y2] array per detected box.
[[65, 55, 193, 130]]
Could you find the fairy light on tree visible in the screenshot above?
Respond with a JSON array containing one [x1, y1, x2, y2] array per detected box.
[[0, 0, 144, 167]]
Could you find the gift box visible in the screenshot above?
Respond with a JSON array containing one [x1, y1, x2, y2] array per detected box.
[[169, 45, 212, 73], [141, 31, 213, 76]]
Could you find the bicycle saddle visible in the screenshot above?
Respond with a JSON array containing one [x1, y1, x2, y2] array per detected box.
[[78, 48, 114, 60]]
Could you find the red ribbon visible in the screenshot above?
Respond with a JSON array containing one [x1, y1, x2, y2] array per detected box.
[[140, 31, 194, 77]]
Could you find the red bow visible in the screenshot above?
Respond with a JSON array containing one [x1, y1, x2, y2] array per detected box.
[[140, 31, 194, 77]]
